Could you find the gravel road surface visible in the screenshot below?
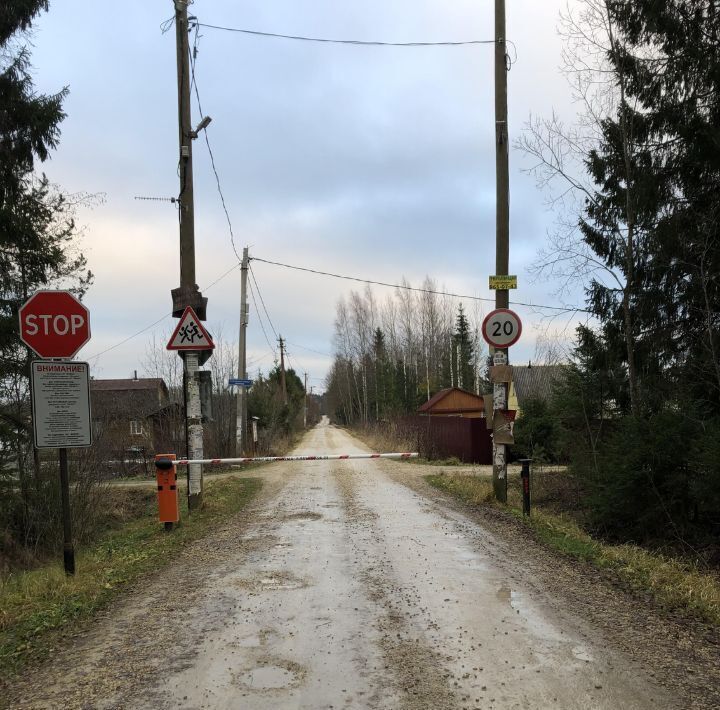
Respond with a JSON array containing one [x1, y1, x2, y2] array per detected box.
[[6, 419, 716, 709]]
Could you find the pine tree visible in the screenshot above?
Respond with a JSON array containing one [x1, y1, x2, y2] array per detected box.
[[1, 0, 92, 349], [454, 304, 474, 392], [1, 2, 92, 491], [609, 0, 720, 414]]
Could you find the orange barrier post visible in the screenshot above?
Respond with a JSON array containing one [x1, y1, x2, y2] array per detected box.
[[155, 454, 179, 530]]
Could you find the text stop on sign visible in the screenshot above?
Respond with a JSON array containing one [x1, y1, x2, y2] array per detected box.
[[19, 290, 91, 359], [23, 314, 86, 336]]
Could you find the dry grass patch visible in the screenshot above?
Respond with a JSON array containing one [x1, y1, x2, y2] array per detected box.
[[0, 476, 262, 679]]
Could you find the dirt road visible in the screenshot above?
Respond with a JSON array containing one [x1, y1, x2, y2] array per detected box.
[[6, 419, 705, 709]]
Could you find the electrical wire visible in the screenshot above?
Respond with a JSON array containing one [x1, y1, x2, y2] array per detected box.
[[201, 262, 243, 291], [190, 24, 241, 263], [196, 21, 517, 67], [247, 350, 277, 368], [250, 256, 592, 314], [84, 263, 242, 364], [287, 341, 332, 357], [197, 21, 503, 49], [160, 15, 175, 34], [248, 276, 277, 356], [249, 264, 280, 338], [85, 313, 172, 364]]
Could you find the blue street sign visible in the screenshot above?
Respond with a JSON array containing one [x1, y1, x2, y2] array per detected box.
[[228, 378, 253, 387]]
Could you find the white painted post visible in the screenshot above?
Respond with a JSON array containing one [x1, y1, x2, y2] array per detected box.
[[185, 352, 204, 508]]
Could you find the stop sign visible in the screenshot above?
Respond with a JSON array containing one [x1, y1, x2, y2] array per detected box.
[[19, 290, 91, 358]]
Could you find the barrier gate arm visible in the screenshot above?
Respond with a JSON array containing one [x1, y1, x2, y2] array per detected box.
[[168, 452, 419, 466]]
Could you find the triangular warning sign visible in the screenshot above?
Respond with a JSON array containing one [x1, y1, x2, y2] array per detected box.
[[167, 307, 215, 351]]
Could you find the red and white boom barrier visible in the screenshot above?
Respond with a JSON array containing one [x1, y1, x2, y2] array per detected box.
[[171, 452, 419, 466]]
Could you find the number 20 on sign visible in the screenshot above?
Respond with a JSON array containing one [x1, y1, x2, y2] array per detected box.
[[482, 308, 522, 349]]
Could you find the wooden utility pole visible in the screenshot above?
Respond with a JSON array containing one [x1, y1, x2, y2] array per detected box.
[[175, 0, 195, 288], [279, 336, 287, 404], [303, 371, 308, 428], [492, 0, 510, 503], [235, 247, 249, 456], [173, 0, 206, 510]]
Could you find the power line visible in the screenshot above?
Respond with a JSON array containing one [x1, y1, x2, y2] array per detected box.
[[248, 275, 277, 356], [286, 340, 332, 357], [202, 262, 243, 291], [84, 263, 242, 363], [247, 350, 277, 368], [190, 23, 241, 263], [250, 256, 592, 314], [197, 22, 502, 48], [85, 314, 171, 364], [249, 264, 280, 338]]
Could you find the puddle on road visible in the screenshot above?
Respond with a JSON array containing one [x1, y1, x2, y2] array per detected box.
[[234, 660, 306, 691], [282, 511, 323, 521], [496, 585, 594, 661], [230, 628, 278, 649], [454, 548, 488, 570], [236, 634, 262, 648], [233, 571, 308, 592], [259, 576, 304, 590], [236, 665, 298, 690]]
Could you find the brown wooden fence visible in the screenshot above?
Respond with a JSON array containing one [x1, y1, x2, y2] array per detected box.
[[398, 416, 492, 464]]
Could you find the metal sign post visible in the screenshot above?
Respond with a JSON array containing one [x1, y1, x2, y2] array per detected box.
[[519, 458, 532, 516], [20, 291, 93, 575], [29, 360, 92, 576]]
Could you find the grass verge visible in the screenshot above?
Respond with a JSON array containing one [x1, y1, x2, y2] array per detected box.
[[427, 473, 720, 627], [0, 475, 262, 680]]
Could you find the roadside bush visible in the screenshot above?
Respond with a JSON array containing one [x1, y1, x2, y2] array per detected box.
[[512, 397, 560, 463], [692, 417, 720, 527], [578, 412, 717, 542], [0, 446, 109, 572]]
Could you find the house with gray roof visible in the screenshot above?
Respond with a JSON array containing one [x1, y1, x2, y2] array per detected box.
[[509, 364, 566, 415]]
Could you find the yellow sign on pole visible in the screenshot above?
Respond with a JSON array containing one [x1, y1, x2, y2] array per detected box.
[[489, 275, 518, 290]]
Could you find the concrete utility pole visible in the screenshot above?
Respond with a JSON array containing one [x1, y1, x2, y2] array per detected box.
[[279, 336, 287, 404], [493, 0, 510, 503], [235, 247, 249, 456], [173, 0, 207, 510]]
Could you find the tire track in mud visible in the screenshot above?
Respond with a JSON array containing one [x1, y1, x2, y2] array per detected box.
[[333, 465, 458, 710], [1, 472, 293, 710], [381, 460, 720, 710]]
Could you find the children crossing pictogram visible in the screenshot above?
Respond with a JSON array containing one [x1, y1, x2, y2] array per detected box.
[[166, 306, 215, 351]]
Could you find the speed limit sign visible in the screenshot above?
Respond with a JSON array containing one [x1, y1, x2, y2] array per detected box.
[[482, 308, 522, 348]]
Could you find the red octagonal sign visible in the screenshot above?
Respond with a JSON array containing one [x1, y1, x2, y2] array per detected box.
[[19, 290, 91, 358]]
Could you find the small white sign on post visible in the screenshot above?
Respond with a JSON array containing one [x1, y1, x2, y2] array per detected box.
[[31, 361, 92, 448]]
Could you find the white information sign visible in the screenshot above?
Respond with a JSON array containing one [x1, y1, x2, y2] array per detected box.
[[31, 361, 92, 448]]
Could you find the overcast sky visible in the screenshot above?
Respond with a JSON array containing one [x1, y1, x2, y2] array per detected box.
[[28, 0, 588, 391]]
